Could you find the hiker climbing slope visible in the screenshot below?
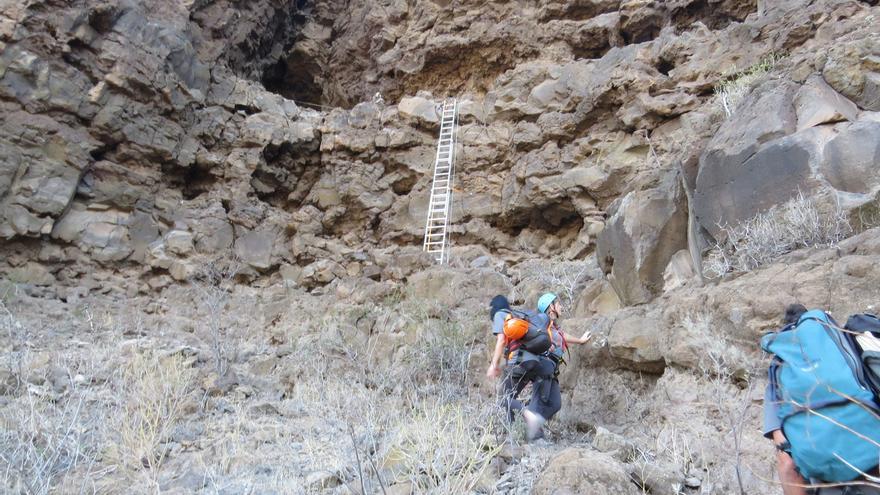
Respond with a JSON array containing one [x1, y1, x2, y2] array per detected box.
[[486, 295, 555, 435], [524, 292, 594, 441]]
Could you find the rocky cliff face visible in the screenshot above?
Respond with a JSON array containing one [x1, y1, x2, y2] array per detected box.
[[2, 0, 879, 304]]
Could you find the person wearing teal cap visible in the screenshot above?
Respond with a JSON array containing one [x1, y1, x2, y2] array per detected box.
[[528, 292, 594, 440]]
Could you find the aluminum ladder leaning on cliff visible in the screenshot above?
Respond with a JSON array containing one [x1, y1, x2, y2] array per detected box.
[[422, 98, 458, 264]]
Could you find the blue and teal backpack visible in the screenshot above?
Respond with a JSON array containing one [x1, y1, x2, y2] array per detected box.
[[762, 309, 880, 482]]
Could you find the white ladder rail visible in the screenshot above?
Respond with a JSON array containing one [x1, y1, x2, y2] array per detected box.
[[422, 98, 457, 264]]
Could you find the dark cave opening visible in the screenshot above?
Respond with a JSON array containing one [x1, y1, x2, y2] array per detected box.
[[487, 199, 586, 256], [182, 165, 217, 200], [261, 50, 325, 105], [656, 57, 675, 77]]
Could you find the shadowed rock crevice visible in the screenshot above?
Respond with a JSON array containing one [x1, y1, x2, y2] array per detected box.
[[670, 0, 753, 31], [498, 196, 583, 230], [193, 0, 319, 100], [261, 49, 324, 104], [251, 141, 322, 208], [157, 163, 218, 201]]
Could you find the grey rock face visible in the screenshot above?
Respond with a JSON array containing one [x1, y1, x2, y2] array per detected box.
[[821, 122, 880, 196], [533, 448, 641, 495], [597, 173, 688, 306], [795, 74, 860, 131], [824, 35, 880, 112], [1, 0, 879, 310]]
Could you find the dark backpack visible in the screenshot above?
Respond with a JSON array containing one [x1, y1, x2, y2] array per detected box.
[[844, 313, 880, 400], [762, 310, 880, 482], [504, 309, 552, 356]]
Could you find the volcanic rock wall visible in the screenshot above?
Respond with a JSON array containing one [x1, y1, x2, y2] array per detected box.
[[1, 0, 879, 306]]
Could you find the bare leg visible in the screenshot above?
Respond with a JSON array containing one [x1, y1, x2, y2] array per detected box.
[[776, 450, 808, 495]]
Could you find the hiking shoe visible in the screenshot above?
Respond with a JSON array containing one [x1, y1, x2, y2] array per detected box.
[[522, 409, 545, 442]]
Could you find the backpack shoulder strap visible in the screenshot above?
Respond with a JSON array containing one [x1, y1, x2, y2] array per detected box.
[[508, 308, 528, 319]]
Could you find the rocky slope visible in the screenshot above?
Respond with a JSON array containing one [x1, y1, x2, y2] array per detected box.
[[2, 0, 880, 493]]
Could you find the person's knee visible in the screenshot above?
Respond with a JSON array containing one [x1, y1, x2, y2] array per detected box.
[[776, 451, 805, 485], [776, 451, 796, 474]]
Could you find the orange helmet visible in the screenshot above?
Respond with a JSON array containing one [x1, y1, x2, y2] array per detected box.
[[503, 314, 530, 340]]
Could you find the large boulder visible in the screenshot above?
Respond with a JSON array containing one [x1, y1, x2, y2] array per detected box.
[[596, 173, 688, 306], [407, 267, 509, 308], [532, 448, 641, 495], [397, 95, 439, 127], [51, 203, 134, 262], [694, 78, 799, 239], [823, 36, 880, 112], [794, 74, 860, 131], [695, 126, 833, 240], [607, 313, 666, 373], [820, 121, 880, 197]]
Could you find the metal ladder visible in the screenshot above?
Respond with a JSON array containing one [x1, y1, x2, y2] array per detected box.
[[422, 98, 457, 264]]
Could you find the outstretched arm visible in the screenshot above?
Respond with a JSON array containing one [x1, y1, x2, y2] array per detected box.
[[566, 329, 593, 345], [486, 333, 506, 378]]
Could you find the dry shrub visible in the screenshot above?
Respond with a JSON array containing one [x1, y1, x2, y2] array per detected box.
[[399, 313, 481, 399], [680, 312, 751, 379], [713, 54, 782, 117], [382, 400, 501, 493], [516, 258, 597, 308], [0, 389, 101, 495], [188, 258, 242, 376], [279, 300, 504, 494], [108, 351, 194, 484], [703, 192, 851, 278]]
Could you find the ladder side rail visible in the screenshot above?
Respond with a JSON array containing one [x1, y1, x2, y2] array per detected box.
[[442, 99, 457, 264], [444, 100, 458, 264]]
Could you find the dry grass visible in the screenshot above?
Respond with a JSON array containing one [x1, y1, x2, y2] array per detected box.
[[713, 54, 782, 118], [381, 401, 501, 493], [0, 272, 787, 495], [107, 351, 195, 487], [703, 191, 852, 278], [0, 388, 102, 494]]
